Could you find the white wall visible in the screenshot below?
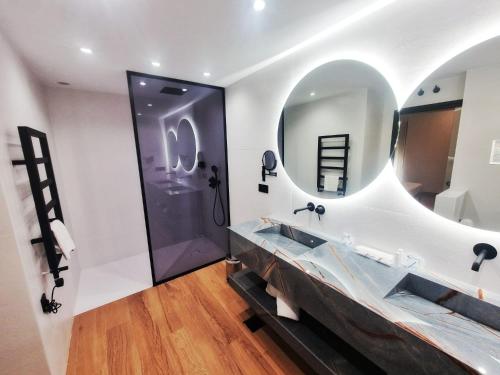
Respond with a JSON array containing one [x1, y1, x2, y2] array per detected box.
[[45, 88, 150, 269], [404, 74, 466, 107], [0, 33, 79, 375], [362, 88, 394, 186], [226, 0, 500, 295], [451, 64, 500, 231]]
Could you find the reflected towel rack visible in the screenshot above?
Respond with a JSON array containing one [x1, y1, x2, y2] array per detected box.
[[317, 134, 349, 196], [12, 126, 68, 281]]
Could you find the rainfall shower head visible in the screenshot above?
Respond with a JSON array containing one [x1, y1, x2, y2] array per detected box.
[[160, 86, 187, 96]]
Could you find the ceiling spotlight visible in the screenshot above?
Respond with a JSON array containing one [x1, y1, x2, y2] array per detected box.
[[182, 88, 188, 92], [203, 72, 211, 77], [310, 92, 316, 96], [253, 0, 266, 11], [139, 81, 146, 86], [137, 113, 142, 116], [151, 61, 160, 67], [80, 47, 93, 54], [147, 103, 152, 107]]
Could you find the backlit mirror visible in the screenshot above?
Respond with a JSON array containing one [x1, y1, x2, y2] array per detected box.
[[177, 118, 197, 171], [278, 60, 398, 198], [166, 131, 178, 168], [394, 37, 500, 231]]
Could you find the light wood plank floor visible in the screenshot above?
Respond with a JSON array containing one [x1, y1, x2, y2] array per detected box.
[[67, 261, 307, 375]]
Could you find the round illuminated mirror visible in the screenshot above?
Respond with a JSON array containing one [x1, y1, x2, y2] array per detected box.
[[177, 119, 196, 171], [394, 37, 500, 231], [278, 60, 398, 198], [166, 131, 178, 168]]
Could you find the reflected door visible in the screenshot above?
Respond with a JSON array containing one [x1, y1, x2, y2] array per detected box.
[[396, 108, 462, 210]]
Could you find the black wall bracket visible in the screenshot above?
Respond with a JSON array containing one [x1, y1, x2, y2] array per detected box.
[[261, 150, 277, 182]]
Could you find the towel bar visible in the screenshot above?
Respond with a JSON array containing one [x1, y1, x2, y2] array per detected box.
[[12, 126, 68, 283]]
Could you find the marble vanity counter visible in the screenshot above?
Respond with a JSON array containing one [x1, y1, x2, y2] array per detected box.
[[229, 218, 500, 375]]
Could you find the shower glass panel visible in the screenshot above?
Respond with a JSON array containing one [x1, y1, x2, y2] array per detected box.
[[127, 72, 230, 284]]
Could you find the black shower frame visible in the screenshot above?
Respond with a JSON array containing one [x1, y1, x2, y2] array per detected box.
[[126, 71, 231, 286]]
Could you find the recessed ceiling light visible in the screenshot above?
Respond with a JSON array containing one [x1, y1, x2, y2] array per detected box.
[[151, 61, 160, 67], [253, 0, 266, 11], [310, 92, 316, 96], [80, 47, 93, 54], [182, 88, 188, 92], [139, 81, 146, 86], [137, 113, 142, 116], [147, 103, 153, 107], [203, 72, 211, 77]]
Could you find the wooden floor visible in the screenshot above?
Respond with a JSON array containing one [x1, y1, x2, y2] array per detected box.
[[67, 262, 307, 375]]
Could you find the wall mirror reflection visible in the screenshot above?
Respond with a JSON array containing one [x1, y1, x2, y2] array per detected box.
[[394, 37, 500, 231], [278, 60, 398, 198]]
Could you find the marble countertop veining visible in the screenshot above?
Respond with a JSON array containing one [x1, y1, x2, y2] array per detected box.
[[229, 217, 500, 374]]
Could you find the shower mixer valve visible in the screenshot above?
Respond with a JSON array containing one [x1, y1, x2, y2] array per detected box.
[[209, 165, 226, 226], [209, 165, 221, 188]]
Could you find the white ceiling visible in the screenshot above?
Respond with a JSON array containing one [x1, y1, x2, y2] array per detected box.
[[0, 0, 377, 95]]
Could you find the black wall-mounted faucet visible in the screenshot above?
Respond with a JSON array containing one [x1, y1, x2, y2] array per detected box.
[[471, 243, 497, 272], [294, 202, 315, 215]]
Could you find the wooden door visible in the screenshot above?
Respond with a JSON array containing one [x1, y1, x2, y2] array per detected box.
[[400, 109, 457, 193]]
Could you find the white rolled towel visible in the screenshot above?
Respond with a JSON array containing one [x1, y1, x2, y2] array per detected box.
[[460, 218, 475, 227], [266, 283, 300, 321], [265, 283, 279, 298], [324, 174, 340, 192], [276, 296, 300, 321], [50, 219, 76, 260], [355, 244, 394, 267]]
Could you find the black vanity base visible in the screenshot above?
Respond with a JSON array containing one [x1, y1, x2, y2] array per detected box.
[[228, 269, 384, 375]]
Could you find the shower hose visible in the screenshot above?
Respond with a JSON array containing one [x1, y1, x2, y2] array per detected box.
[[211, 166, 226, 227]]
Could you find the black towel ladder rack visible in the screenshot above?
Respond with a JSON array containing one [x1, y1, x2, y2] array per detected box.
[[12, 126, 68, 281], [317, 134, 350, 196]]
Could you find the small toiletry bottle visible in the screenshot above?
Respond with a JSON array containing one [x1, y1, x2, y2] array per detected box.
[[342, 233, 353, 246], [395, 249, 404, 267]]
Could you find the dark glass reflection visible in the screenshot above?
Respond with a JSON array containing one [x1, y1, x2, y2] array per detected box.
[[178, 119, 197, 171], [166, 131, 178, 168], [128, 73, 229, 283]]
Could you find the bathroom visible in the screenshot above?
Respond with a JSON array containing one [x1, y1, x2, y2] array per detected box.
[[0, 1, 499, 374]]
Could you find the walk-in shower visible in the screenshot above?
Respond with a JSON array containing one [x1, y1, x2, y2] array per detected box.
[[127, 72, 230, 284]]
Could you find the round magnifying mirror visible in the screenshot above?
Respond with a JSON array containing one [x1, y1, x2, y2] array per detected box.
[[278, 60, 398, 198], [177, 119, 197, 171], [262, 150, 277, 171], [394, 36, 500, 232]]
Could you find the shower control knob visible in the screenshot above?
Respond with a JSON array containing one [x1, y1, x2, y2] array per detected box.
[[315, 205, 325, 220]]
